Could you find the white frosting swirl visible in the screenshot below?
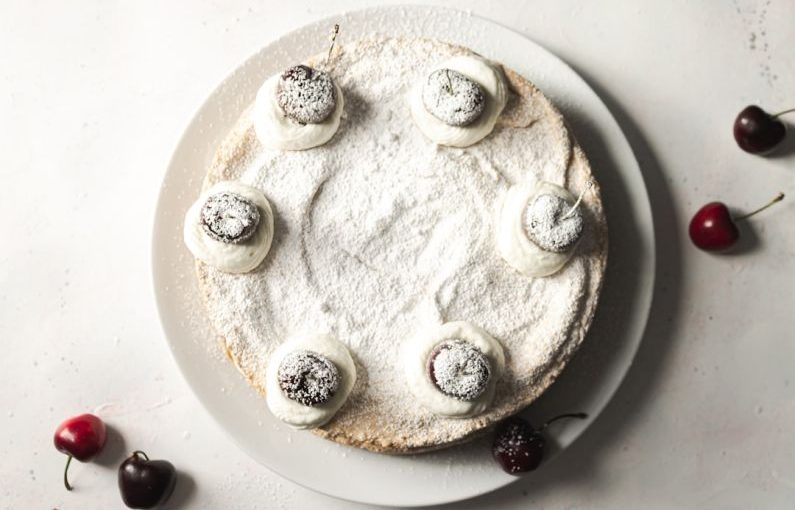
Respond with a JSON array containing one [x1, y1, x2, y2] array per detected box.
[[183, 181, 274, 273], [404, 321, 505, 417], [410, 55, 508, 147], [253, 73, 344, 151], [265, 333, 356, 429], [496, 181, 581, 277]]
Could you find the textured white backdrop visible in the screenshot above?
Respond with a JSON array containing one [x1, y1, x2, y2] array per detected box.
[[1, 1, 794, 508]]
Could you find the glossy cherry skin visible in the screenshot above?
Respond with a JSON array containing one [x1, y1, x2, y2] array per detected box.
[[54, 413, 107, 462], [118, 451, 177, 509], [492, 417, 545, 474], [689, 202, 739, 251], [734, 105, 786, 154]]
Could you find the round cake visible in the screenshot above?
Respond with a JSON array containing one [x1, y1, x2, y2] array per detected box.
[[193, 36, 607, 453]]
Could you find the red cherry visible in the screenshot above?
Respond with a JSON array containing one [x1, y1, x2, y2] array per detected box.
[[688, 202, 738, 251], [689, 193, 785, 252], [53, 413, 107, 491], [733, 105, 791, 154]]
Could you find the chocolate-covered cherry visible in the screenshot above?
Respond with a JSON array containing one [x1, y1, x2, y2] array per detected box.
[[733, 105, 793, 154], [689, 193, 785, 252], [118, 451, 177, 509], [53, 413, 107, 490], [492, 413, 587, 474]]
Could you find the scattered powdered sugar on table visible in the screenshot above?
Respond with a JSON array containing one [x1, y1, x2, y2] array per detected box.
[[195, 37, 605, 450]]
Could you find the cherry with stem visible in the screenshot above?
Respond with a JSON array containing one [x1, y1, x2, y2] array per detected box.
[[492, 412, 588, 474], [563, 180, 594, 219], [734, 105, 794, 154], [118, 450, 177, 509], [689, 192, 785, 252], [325, 24, 340, 68], [53, 413, 107, 491]]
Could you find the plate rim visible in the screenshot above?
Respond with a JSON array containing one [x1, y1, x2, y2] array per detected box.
[[151, 5, 655, 506]]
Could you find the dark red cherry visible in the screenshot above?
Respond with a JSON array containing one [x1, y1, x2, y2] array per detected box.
[[688, 202, 738, 251], [118, 451, 177, 509], [53, 413, 107, 491], [733, 105, 792, 154], [492, 417, 544, 474], [492, 413, 587, 475], [689, 193, 785, 252]]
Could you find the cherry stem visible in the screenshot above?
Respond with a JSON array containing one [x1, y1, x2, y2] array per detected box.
[[539, 412, 588, 432], [771, 107, 795, 119], [445, 69, 455, 95], [63, 455, 73, 491], [325, 24, 340, 67], [562, 180, 594, 219], [735, 192, 785, 222], [131, 450, 150, 461]]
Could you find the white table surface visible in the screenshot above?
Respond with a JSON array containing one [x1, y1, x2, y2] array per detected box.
[[2, 1, 794, 508]]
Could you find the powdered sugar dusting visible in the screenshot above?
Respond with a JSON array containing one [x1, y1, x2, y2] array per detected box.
[[195, 37, 606, 451]]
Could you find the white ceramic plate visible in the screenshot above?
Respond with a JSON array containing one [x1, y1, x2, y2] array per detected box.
[[152, 5, 655, 507]]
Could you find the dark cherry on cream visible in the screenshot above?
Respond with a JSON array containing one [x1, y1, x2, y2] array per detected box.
[[428, 340, 491, 401], [278, 350, 340, 406], [277, 65, 337, 125], [524, 193, 584, 253], [200, 192, 260, 244], [276, 25, 341, 125], [422, 68, 486, 127]]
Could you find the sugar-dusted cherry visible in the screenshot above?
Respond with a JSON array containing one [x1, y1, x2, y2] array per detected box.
[[492, 412, 587, 474]]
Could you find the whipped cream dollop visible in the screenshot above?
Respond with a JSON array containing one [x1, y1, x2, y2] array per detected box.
[[183, 181, 274, 273], [410, 55, 508, 147], [253, 70, 344, 151], [404, 321, 505, 417], [265, 333, 356, 429], [497, 181, 583, 277]]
